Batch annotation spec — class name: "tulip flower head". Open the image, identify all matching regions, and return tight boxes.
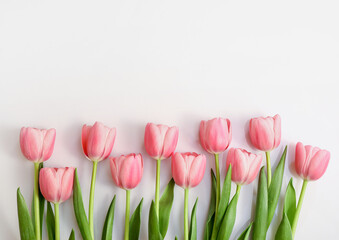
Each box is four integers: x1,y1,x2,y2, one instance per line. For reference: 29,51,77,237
39,167,75,204
249,114,281,152
171,152,206,189
295,142,330,181
20,127,56,163
199,118,232,154
110,153,143,190
226,148,262,185
144,123,179,160
82,122,116,162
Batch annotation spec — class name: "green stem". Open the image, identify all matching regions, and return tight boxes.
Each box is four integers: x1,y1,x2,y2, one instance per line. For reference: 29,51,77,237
89,160,98,239
125,190,130,240
209,154,221,240
184,188,189,240
266,151,271,187
292,180,308,237
214,154,220,212
236,184,241,195
33,162,41,240
155,159,161,216
54,203,60,240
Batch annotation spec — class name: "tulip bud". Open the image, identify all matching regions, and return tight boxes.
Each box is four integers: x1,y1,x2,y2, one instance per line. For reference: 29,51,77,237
199,118,232,154
226,148,262,185
110,153,143,190
39,167,75,203
171,152,206,189
295,142,330,181
82,122,116,162
144,123,179,160
249,114,281,151
20,127,56,163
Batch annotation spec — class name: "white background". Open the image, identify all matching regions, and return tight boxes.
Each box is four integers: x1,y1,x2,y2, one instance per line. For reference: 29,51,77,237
1,0,338,239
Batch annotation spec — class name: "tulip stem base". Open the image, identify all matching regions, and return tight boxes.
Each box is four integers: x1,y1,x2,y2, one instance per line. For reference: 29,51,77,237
33,162,41,240
125,190,130,240
155,159,161,216
184,188,189,240
214,154,220,212
54,203,60,240
89,160,98,239
292,180,308,237
265,151,271,187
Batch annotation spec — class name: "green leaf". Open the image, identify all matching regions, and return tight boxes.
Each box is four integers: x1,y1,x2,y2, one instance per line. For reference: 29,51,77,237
31,162,45,239
17,188,36,240
175,237,178,240
275,212,293,240
46,202,55,240
189,198,198,240
159,178,175,238
203,169,216,240
267,147,287,228
129,198,144,240
73,168,93,240
284,179,296,226
237,222,252,240
69,229,75,240
212,165,232,238
252,167,268,240
148,201,163,240
216,189,240,240
101,195,116,240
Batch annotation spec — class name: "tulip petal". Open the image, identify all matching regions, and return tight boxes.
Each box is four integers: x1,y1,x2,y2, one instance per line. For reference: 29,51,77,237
101,128,116,160
60,167,75,202
171,153,187,188
161,126,179,159
81,125,91,158
307,150,330,180
188,154,206,188
41,129,56,161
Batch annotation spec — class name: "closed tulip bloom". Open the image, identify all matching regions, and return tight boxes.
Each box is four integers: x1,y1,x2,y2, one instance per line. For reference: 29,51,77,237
172,152,206,189
20,127,56,162
144,123,179,160
249,114,281,151
295,142,330,181
39,167,75,203
199,118,232,154
110,153,143,190
226,148,262,185
82,122,116,162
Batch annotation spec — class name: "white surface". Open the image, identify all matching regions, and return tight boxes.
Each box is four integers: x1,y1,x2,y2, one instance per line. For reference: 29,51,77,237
1,0,339,239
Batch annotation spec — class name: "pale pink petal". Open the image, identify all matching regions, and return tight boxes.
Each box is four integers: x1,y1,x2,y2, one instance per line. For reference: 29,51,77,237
171,153,187,188
101,128,116,160
59,167,74,202
161,126,179,159
188,154,206,188
41,128,56,161
81,125,92,158
307,150,330,180
144,123,163,159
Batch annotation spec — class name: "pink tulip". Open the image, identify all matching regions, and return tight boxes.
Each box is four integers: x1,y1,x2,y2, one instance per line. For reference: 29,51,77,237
20,127,56,163
199,118,232,154
171,152,206,189
82,122,116,162
295,142,330,181
110,153,143,190
249,114,281,151
226,148,262,185
144,123,179,160
39,167,75,203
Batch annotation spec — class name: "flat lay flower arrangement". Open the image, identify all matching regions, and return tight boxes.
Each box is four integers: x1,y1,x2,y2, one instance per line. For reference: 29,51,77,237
16,115,330,240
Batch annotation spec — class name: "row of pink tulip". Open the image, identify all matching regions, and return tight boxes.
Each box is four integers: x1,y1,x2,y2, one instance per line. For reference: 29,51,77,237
17,115,330,240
